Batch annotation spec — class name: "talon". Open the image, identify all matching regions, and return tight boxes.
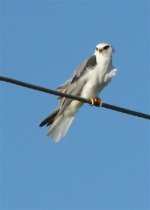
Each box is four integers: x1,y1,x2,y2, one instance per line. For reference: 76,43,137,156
89,98,94,105
98,98,103,107
88,97,103,107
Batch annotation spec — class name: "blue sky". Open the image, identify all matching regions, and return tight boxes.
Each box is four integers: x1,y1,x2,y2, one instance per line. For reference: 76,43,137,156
0,0,149,209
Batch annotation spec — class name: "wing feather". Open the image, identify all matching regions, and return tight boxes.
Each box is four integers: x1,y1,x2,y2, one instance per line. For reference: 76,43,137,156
56,55,97,115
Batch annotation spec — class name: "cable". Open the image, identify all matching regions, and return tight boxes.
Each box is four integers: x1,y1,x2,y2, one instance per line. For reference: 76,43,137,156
0,75,150,120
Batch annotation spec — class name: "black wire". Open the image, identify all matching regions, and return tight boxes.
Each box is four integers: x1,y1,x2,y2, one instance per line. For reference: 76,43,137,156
0,75,150,120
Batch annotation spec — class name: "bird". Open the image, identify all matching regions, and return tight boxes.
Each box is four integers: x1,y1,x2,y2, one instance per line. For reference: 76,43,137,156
39,42,117,142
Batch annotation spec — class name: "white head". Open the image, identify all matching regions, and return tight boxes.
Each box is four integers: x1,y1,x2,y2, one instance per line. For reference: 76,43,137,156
94,43,114,56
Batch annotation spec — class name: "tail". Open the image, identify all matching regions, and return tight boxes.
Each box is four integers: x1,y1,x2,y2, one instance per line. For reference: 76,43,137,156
47,115,74,142
39,109,59,127
39,109,74,142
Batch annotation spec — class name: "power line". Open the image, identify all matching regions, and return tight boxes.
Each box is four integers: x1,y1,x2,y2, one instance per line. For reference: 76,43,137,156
0,75,150,120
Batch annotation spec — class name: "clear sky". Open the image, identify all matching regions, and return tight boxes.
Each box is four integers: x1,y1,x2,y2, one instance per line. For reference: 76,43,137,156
0,0,150,209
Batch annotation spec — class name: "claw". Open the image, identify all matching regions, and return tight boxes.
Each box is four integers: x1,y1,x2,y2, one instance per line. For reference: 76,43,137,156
88,97,103,107
89,98,95,105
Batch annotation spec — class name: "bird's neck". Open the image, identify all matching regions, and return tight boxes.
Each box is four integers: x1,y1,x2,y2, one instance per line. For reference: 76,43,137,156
96,54,113,70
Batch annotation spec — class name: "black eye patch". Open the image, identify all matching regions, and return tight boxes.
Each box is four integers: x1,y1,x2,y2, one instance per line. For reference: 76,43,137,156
102,45,110,50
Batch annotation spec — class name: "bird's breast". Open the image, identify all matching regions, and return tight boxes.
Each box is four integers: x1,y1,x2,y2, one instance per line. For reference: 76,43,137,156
81,62,112,98
81,68,103,98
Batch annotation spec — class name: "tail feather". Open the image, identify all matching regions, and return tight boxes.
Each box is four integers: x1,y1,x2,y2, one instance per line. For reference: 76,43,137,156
39,109,59,127
47,115,74,142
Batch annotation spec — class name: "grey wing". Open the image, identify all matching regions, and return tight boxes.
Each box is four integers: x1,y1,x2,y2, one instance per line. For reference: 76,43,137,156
56,59,87,101
57,79,71,100
56,55,97,114
40,55,97,127
57,55,97,99
70,54,97,83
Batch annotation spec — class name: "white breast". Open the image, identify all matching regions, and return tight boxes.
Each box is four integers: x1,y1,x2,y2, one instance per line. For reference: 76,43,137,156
81,55,113,98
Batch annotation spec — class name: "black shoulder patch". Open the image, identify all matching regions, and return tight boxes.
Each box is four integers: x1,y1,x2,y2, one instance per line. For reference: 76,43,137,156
85,55,97,69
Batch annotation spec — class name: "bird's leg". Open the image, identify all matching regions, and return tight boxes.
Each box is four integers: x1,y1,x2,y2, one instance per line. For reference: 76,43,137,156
88,97,103,107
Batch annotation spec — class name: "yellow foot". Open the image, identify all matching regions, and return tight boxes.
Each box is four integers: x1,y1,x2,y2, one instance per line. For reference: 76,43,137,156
88,97,103,107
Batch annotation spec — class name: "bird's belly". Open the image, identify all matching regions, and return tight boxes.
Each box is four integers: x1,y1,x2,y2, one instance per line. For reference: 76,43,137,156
81,82,102,98
81,71,106,98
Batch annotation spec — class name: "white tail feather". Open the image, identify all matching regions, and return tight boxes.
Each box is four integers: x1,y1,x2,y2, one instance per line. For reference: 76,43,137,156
47,115,74,142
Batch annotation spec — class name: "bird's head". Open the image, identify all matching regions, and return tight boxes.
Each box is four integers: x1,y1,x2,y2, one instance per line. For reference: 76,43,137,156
94,43,115,56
